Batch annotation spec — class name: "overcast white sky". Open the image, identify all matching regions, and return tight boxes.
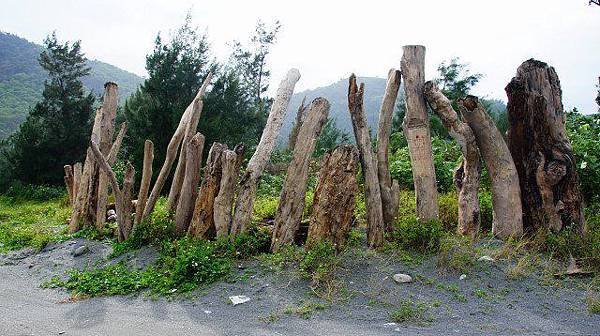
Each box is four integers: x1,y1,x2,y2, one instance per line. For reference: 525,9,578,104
1,0,599,112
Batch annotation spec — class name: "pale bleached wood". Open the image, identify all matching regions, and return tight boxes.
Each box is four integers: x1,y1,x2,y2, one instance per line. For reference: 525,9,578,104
376,69,402,231
401,45,439,221
231,69,301,234
213,150,238,237
174,133,205,235
188,142,228,239
72,162,82,205
134,140,154,226
143,73,212,220
348,74,385,248
64,165,74,206
271,97,330,252
424,81,482,237
459,95,523,238
288,96,308,150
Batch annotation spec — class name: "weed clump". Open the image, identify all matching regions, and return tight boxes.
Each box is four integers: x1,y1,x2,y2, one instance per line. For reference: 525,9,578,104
389,299,432,325
390,215,444,253
437,234,476,273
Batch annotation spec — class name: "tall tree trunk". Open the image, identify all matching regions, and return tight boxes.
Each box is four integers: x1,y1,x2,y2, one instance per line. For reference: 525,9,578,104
505,59,585,233
271,97,330,252
288,96,308,150
214,149,238,237
459,95,523,238
231,69,301,234
306,145,359,250
135,140,154,226
348,75,385,248
143,73,211,220
376,69,402,231
175,133,205,235
64,165,74,206
401,45,439,221
72,162,82,207
188,142,227,239
423,81,482,237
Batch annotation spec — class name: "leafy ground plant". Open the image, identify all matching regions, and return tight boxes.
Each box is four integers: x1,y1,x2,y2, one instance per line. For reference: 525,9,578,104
389,299,433,325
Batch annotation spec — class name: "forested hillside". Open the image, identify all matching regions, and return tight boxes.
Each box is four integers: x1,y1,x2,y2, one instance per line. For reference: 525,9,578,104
0,32,143,138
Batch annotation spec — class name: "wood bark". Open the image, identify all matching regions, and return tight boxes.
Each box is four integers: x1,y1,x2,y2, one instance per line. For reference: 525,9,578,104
213,150,238,237
376,69,402,231
231,69,301,234
348,74,385,248
174,133,205,235
72,162,82,206
96,121,127,230
271,97,330,252
505,59,585,233
423,81,482,237
288,96,308,150
188,142,228,239
401,45,439,221
64,165,74,206
134,140,154,226
90,141,135,242
143,73,212,220
306,145,359,250
458,95,523,238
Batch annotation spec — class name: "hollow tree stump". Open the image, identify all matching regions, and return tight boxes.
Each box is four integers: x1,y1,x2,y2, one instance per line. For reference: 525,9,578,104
459,96,523,238
424,81,481,237
175,133,205,235
188,142,228,239
376,69,402,231
401,45,439,221
348,74,385,248
306,145,359,250
271,97,330,252
231,69,301,234
505,59,585,233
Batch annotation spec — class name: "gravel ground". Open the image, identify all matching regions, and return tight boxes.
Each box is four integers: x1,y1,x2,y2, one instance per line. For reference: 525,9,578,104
0,238,598,336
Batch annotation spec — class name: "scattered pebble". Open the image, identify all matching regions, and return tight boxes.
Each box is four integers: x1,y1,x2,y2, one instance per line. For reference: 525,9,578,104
459,274,467,280
478,256,495,262
393,273,413,284
204,310,212,315
229,295,251,306
383,322,397,326
72,245,89,257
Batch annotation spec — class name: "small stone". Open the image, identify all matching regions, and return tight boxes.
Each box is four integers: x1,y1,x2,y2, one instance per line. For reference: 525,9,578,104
393,273,413,284
204,310,212,314
229,295,251,306
107,209,116,217
478,256,495,262
107,214,117,222
72,245,89,257
459,274,467,280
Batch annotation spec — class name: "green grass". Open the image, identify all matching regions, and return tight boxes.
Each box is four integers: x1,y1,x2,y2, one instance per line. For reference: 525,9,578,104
389,299,433,325
0,195,69,252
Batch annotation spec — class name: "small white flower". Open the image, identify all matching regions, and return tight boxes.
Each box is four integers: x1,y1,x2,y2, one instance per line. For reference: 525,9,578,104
581,161,588,169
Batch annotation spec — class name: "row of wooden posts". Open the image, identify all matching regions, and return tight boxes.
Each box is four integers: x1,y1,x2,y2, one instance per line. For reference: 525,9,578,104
63,45,586,252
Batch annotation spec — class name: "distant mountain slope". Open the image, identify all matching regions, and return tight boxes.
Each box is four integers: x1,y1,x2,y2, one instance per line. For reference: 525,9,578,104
0,32,144,138
279,77,403,145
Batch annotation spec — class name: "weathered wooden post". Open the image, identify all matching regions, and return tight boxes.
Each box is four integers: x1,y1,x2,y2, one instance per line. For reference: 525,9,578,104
134,140,154,226
214,149,238,237
174,133,205,235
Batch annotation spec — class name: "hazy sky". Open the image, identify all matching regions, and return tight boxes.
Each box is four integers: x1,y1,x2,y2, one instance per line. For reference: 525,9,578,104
2,0,599,112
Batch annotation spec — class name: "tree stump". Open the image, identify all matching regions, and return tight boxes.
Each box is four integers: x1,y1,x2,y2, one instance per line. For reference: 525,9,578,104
231,69,301,234
401,45,439,221
64,165,74,206
459,95,523,238
175,133,205,235
348,74,385,248
376,69,402,231
134,140,154,226
188,142,228,239
424,81,481,237
213,149,238,237
271,97,330,252
306,145,359,250
506,59,585,233
288,96,308,150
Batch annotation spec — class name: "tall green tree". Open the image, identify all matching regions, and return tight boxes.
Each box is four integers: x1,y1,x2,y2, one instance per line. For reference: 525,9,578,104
3,33,94,186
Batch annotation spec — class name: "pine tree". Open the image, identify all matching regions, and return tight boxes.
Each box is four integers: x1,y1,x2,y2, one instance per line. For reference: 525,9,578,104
4,33,94,186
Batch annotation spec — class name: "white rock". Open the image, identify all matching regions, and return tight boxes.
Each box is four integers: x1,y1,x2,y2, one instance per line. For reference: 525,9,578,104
229,295,251,306
107,209,116,217
72,245,89,257
478,256,495,262
459,274,467,280
393,273,413,283
107,214,117,222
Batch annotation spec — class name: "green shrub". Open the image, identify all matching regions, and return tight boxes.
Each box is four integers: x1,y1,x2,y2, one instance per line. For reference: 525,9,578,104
478,191,494,232
567,111,600,202
390,215,443,253
300,240,340,290
438,192,459,231
437,234,476,273
253,195,279,222
213,226,271,259
4,182,64,201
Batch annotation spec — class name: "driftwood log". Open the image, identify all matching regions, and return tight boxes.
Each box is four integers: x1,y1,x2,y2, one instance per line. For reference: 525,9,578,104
134,140,154,226
348,75,385,248
459,95,523,238
231,69,301,235
376,69,402,231
306,145,359,250
174,133,205,235
213,149,238,237
288,96,308,150
401,45,439,221
188,142,228,239
143,73,212,220
424,81,482,237
271,97,330,252
90,141,135,241
506,59,585,233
